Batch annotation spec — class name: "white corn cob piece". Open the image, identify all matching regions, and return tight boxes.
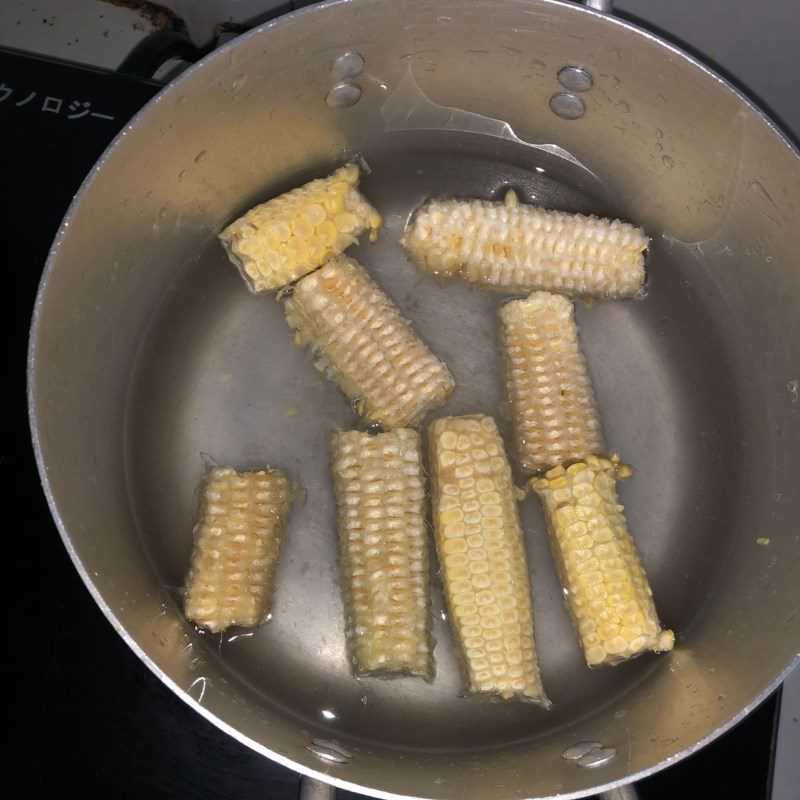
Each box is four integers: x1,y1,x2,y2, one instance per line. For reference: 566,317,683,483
285,255,454,429
331,429,433,678
531,456,674,666
500,291,603,474
429,414,549,705
219,163,382,292
184,467,292,633
402,190,648,298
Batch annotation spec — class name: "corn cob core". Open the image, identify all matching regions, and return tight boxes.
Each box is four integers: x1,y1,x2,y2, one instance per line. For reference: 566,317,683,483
531,456,674,666
284,255,454,429
331,429,433,678
429,414,549,705
219,163,382,292
401,190,648,298
185,467,292,633
500,291,603,473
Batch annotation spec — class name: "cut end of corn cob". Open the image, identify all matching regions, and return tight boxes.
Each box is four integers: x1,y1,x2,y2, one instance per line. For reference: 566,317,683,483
184,466,292,633
500,291,604,474
331,428,433,679
429,414,550,707
284,255,454,429
401,195,648,298
219,163,382,292
531,456,673,666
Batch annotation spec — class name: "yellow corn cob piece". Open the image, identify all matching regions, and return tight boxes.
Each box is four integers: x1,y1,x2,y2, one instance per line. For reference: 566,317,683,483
531,456,674,666
285,255,454,429
331,429,433,678
401,190,648,298
219,163,382,292
429,414,549,706
500,291,603,474
184,467,292,633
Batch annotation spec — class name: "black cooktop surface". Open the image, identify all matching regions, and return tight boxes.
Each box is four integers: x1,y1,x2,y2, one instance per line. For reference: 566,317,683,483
5,46,779,799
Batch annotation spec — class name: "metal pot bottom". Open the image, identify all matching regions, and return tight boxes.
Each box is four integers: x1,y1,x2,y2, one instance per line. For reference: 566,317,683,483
125,144,739,753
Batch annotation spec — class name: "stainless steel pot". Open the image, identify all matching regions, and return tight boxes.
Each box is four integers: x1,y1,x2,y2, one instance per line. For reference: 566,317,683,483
28,1,800,798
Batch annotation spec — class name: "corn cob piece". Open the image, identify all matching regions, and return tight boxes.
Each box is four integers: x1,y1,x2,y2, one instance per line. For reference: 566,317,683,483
184,467,292,633
219,163,382,292
401,190,648,298
331,429,433,678
285,255,454,429
500,291,603,474
429,414,549,705
531,456,674,666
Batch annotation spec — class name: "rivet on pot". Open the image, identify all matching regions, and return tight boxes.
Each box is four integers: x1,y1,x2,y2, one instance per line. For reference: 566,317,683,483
562,741,618,769
549,92,585,120
306,738,353,764
331,52,365,80
577,746,617,768
326,83,362,109
557,65,593,92
561,741,604,761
